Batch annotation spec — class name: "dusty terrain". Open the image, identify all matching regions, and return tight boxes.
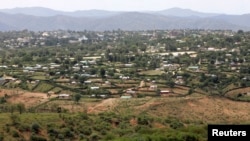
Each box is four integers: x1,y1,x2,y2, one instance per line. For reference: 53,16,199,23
0,89,57,107
86,95,250,124
1,88,249,124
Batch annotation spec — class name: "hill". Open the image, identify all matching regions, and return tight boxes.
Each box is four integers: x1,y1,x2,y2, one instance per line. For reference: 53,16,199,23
156,7,220,17
0,7,249,31
0,7,121,18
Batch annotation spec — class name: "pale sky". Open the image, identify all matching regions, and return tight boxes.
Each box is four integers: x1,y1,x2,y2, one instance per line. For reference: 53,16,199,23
0,0,249,15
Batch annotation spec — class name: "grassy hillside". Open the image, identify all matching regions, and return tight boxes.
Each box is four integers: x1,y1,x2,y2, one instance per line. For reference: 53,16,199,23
0,112,207,141
0,94,249,141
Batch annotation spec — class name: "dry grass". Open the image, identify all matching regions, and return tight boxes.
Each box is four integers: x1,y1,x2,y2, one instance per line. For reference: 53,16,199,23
0,89,57,107
1,87,250,125
100,95,250,124
225,87,250,96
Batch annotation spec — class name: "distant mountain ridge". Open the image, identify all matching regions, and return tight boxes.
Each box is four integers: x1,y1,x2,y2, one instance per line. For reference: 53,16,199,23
155,7,220,17
0,7,249,31
0,7,121,18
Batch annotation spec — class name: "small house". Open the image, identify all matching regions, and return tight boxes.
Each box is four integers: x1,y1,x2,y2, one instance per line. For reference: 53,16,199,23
84,81,92,84
90,87,99,90
126,89,136,94
120,95,132,99
188,66,199,72
160,90,170,95
58,94,71,99
0,78,6,85
124,64,133,67
149,85,157,90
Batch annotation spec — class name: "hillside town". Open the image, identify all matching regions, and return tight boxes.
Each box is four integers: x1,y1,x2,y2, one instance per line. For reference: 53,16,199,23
0,29,249,100
0,29,249,141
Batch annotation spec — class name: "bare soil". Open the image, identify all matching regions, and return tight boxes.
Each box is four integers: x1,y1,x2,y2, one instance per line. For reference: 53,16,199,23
0,89,57,107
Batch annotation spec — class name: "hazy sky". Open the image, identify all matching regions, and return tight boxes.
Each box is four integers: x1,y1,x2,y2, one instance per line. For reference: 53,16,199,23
0,0,249,14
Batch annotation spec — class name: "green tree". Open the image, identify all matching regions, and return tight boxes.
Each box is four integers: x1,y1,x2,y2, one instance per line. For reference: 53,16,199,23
166,80,175,88
100,68,106,79
31,122,41,134
74,94,81,103
16,103,25,114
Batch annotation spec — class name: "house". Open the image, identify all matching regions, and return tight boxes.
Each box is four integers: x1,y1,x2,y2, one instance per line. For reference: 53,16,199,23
188,66,199,72
119,76,130,80
100,94,108,99
124,64,133,67
126,89,136,94
58,94,71,99
160,90,170,95
120,95,132,99
0,78,6,85
88,60,96,65
84,81,92,84
72,66,80,71
149,85,157,90
247,92,250,96
90,87,99,90
48,91,55,95
90,94,107,98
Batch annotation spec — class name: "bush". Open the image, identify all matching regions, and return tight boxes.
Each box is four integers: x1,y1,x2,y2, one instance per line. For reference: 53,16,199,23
47,128,59,137
90,133,100,141
180,133,200,141
80,127,92,136
104,133,116,140
30,134,47,141
170,121,184,129
0,97,6,104
137,115,153,125
79,112,89,120
17,123,30,132
0,134,3,141
57,133,64,139
10,114,20,126
12,130,20,138
31,123,41,134
62,128,74,138
165,117,184,129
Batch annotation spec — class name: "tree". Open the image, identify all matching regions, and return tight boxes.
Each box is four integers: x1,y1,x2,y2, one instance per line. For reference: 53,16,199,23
31,122,41,134
16,103,25,114
166,80,175,88
100,68,106,79
156,89,161,96
74,94,81,103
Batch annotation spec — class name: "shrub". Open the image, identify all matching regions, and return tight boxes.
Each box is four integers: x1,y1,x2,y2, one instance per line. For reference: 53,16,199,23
0,134,3,141
79,112,89,120
10,114,20,126
169,121,184,129
62,128,74,138
31,123,41,134
17,123,30,132
12,130,20,138
180,133,200,141
80,127,92,136
137,115,153,125
0,97,6,104
104,133,116,140
90,133,100,141
47,128,59,137
165,117,184,129
30,134,47,141
57,133,64,139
